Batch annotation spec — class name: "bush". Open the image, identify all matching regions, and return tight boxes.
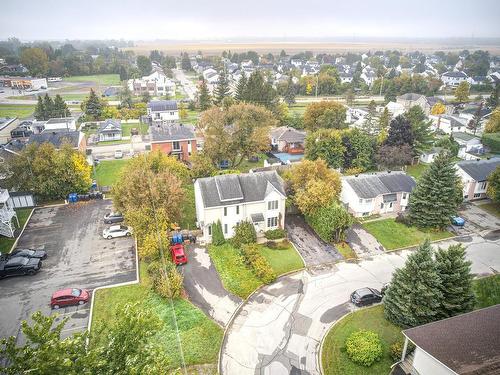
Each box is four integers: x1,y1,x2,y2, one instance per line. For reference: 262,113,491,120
345,330,383,367
264,228,287,240
241,244,276,284
212,220,225,245
390,340,415,362
266,239,290,250
306,203,353,242
147,260,184,299
232,221,257,248
395,212,411,226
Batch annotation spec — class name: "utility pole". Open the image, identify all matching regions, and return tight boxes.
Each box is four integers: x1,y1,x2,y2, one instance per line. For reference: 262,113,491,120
315,74,319,98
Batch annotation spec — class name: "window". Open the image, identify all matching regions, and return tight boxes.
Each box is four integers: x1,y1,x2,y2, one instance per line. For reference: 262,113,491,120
224,224,228,234
224,207,227,216
236,205,239,214
479,181,487,190
359,198,363,203
380,203,384,209
172,141,180,150
365,199,372,203
268,200,278,210
208,225,212,236
170,112,175,115
402,193,407,199
473,193,481,198
267,217,278,228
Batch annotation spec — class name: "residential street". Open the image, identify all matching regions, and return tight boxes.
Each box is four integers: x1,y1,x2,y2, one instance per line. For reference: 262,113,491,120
173,68,198,100
181,245,242,326
220,234,500,375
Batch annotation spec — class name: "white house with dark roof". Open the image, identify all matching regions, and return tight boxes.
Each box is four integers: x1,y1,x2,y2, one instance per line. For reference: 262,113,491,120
430,115,468,134
452,132,484,159
441,71,468,87
43,117,76,132
147,100,179,123
396,93,431,114
456,158,500,200
98,119,121,142
194,171,286,243
340,172,416,217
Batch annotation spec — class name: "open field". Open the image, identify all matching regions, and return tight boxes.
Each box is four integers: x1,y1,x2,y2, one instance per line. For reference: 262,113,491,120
124,39,500,56
0,104,35,118
63,74,121,86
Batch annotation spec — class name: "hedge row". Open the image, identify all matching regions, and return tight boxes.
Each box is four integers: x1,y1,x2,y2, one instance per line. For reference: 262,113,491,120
241,244,276,284
264,228,287,240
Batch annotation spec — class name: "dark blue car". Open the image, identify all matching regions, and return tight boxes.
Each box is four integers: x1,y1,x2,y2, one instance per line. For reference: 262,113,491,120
451,216,466,226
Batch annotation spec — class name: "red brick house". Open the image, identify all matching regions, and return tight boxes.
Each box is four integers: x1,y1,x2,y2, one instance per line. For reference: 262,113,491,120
150,123,197,161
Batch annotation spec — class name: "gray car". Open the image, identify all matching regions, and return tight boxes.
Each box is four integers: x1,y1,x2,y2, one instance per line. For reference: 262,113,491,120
103,212,124,224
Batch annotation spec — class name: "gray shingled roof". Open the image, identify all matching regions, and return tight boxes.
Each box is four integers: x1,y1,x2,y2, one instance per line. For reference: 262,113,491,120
457,158,500,181
270,127,306,143
344,172,416,199
150,123,195,142
397,93,425,101
147,100,178,112
28,130,80,148
197,171,285,208
98,119,121,133
443,71,468,78
403,304,500,374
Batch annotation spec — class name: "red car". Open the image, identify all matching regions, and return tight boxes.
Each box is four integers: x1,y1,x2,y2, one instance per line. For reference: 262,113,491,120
171,244,187,265
51,288,90,309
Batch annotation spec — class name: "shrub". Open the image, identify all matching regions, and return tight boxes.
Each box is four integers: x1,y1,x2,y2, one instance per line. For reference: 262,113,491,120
232,220,257,248
390,340,415,362
241,244,276,284
345,330,383,367
264,228,287,240
306,202,353,242
212,220,225,245
147,260,183,299
266,241,278,249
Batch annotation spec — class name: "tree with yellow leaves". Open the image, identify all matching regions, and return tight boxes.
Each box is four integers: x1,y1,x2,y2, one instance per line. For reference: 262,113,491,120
485,107,500,133
431,102,446,115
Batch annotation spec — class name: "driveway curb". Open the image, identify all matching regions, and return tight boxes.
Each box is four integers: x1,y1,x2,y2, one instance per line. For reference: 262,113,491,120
8,207,35,254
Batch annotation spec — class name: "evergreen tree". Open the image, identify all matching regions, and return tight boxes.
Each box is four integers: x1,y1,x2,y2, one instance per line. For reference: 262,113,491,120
384,240,443,328
384,115,414,147
82,89,104,121
53,95,69,118
409,151,462,229
34,96,45,121
467,102,483,135
361,100,378,135
235,75,247,102
181,52,192,71
435,244,475,319
284,76,296,105
213,69,231,105
487,83,499,108
198,79,212,111
43,94,54,120
119,65,128,81
119,85,133,109
377,107,390,143
405,106,434,155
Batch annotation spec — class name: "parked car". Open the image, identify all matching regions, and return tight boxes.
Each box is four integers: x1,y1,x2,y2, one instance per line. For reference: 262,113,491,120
10,248,47,260
0,257,41,278
350,287,382,307
51,288,90,309
171,244,188,265
103,212,124,224
103,225,132,239
451,216,466,226
114,150,123,159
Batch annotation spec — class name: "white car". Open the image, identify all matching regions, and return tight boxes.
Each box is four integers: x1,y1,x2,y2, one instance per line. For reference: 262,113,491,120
114,150,123,159
102,225,132,239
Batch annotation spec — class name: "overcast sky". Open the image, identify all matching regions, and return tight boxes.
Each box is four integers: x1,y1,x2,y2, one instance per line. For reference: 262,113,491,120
1,0,499,40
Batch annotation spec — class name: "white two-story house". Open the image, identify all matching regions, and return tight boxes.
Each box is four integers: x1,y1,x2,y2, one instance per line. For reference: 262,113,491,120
341,172,416,217
456,158,500,200
147,100,179,123
194,171,286,243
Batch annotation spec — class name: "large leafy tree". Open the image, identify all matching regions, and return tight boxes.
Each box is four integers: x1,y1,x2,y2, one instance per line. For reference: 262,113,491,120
113,151,190,239
341,128,375,172
435,244,475,319
213,69,231,105
303,101,346,131
305,128,345,169
384,240,443,328
376,144,413,169
405,106,434,155
119,84,134,109
305,202,353,242
484,107,500,133
1,143,91,200
20,47,49,76
409,151,462,229
454,81,470,102
197,103,276,168
384,115,414,147
487,165,500,202
377,107,390,144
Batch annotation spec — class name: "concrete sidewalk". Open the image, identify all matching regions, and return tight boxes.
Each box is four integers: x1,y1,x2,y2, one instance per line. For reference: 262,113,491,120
220,234,500,375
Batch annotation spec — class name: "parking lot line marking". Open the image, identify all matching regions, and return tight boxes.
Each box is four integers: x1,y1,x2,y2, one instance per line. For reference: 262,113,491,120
61,325,88,333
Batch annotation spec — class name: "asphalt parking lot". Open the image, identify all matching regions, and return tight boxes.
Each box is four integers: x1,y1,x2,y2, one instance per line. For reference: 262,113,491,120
0,200,136,344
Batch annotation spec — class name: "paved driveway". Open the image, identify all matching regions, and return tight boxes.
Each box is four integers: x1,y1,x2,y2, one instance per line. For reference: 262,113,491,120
181,245,241,326
221,235,500,375
459,202,500,234
285,215,342,266
0,200,136,344
346,223,385,256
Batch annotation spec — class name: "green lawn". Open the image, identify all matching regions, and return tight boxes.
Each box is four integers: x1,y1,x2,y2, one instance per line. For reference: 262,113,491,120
337,242,357,259
182,109,199,125
321,305,403,375
477,202,500,218
0,208,33,254
64,74,121,86
97,139,131,146
94,159,131,187
209,242,303,299
179,184,197,230
288,103,308,115
362,219,453,250
121,123,149,136
0,104,35,118
236,153,266,173
473,274,500,309
91,262,223,369
406,163,429,180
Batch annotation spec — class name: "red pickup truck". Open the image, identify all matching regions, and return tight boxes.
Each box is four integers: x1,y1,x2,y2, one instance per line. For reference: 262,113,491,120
171,244,188,265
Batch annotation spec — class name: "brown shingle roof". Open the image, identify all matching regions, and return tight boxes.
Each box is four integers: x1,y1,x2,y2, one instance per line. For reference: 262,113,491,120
403,304,500,374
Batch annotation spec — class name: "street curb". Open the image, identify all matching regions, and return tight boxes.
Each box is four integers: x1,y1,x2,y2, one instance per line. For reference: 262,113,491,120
8,207,35,254
383,234,461,254
86,236,140,339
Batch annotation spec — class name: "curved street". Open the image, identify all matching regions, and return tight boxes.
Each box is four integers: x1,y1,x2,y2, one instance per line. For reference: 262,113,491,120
220,234,500,375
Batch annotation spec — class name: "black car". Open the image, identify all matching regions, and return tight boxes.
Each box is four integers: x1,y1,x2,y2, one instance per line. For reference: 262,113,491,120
350,287,382,307
104,212,124,224
10,248,47,260
0,257,41,278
